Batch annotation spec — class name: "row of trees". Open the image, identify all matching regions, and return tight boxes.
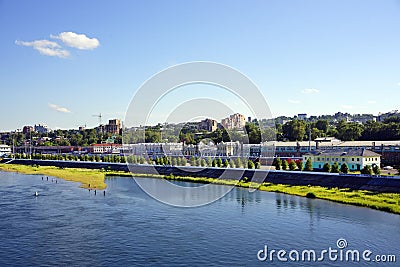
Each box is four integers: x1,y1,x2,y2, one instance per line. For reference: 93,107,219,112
273,158,381,175
3,129,121,147
278,117,400,142
12,153,261,169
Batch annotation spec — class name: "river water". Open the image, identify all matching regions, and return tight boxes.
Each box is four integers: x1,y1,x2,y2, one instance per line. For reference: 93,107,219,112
0,171,399,266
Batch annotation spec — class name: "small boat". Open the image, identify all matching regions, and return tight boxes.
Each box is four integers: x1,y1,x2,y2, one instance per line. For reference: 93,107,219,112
34,192,39,197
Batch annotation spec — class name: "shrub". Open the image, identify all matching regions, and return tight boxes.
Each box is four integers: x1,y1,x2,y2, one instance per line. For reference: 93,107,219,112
305,158,313,171
289,161,297,171
331,162,340,173
340,163,349,174
296,160,303,171
372,164,381,175
274,158,282,170
306,192,316,199
361,165,373,175
248,160,255,169
282,160,289,170
322,163,331,173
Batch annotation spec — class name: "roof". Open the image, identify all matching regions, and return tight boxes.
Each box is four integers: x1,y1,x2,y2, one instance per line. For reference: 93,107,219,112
265,140,400,147
305,148,381,157
92,143,122,147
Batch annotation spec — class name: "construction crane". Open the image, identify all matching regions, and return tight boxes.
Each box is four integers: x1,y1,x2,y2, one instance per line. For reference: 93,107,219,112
92,113,102,126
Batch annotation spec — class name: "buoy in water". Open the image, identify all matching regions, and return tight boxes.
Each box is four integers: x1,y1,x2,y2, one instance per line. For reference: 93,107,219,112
34,191,38,197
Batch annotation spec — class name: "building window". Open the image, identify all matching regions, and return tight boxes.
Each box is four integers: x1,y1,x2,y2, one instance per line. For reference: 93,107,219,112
352,158,354,161
357,158,360,161
342,158,345,162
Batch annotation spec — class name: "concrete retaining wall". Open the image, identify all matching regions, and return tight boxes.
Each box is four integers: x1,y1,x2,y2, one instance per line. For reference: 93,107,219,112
3,159,400,193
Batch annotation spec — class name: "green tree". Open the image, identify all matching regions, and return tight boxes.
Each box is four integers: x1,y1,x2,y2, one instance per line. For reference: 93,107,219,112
229,159,235,168
322,163,331,173
331,162,340,173
289,161,297,171
212,159,217,167
248,160,255,169
207,157,212,167
223,159,229,168
361,165,373,175
340,162,349,173
315,119,329,132
372,164,381,175
274,158,282,170
337,121,364,141
296,160,303,171
255,162,261,169
282,160,289,170
305,158,313,171
235,158,242,168
282,120,307,141
217,158,222,167
200,158,206,167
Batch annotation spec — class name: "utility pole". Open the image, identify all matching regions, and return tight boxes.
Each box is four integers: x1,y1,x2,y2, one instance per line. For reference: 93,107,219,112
308,124,311,152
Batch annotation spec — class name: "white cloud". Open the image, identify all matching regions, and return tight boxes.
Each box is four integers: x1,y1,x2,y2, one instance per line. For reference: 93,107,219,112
367,100,377,104
15,40,70,58
51,32,99,50
288,99,301,104
341,104,354,110
301,88,320,94
49,103,71,113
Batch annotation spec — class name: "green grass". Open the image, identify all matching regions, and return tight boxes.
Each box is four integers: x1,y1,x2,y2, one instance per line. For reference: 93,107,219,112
0,164,106,189
1,163,399,214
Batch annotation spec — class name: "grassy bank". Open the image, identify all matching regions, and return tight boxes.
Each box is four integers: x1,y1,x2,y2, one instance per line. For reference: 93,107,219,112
0,164,106,189
1,164,399,214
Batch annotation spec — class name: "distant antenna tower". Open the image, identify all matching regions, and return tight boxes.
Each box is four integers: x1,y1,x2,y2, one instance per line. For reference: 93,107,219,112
92,113,102,126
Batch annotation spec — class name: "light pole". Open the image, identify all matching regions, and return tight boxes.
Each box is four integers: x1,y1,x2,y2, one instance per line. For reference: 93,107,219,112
12,131,15,158
30,130,32,159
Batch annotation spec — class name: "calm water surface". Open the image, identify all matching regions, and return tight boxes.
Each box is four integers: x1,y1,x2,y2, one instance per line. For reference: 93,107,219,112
0,171,399,266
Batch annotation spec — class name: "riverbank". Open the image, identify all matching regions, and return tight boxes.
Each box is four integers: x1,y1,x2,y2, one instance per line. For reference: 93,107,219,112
0,164,107,189
2,163,398,214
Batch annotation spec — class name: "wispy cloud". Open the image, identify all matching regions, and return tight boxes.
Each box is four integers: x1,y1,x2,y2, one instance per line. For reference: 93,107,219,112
367,100,377,104
15,40,70,58
49,103,71,113
398,82,400,86
301,88,320,94
288,99,301,104
51,32,100,50
16,32,99,58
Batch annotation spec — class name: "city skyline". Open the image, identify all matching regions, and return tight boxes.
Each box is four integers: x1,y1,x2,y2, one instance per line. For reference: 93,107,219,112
1,0,400,131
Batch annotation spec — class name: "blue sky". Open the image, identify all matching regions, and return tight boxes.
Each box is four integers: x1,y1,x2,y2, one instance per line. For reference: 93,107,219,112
1,0,399,131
